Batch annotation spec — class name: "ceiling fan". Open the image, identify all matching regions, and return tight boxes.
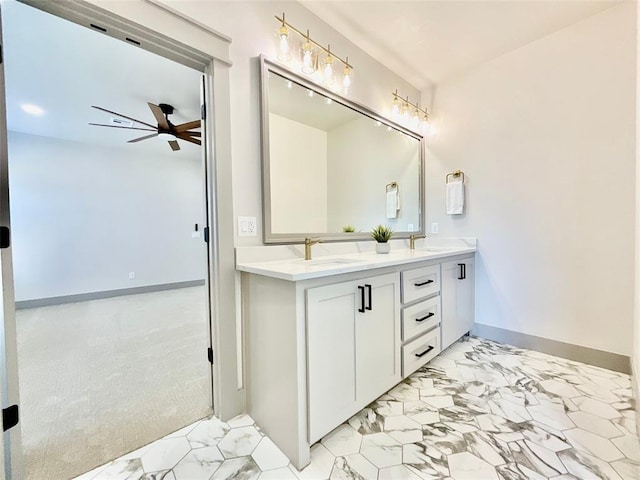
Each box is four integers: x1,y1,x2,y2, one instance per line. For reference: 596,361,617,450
89,102,201,152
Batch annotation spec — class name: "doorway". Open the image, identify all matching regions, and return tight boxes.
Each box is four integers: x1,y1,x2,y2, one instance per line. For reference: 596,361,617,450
2,2,214,479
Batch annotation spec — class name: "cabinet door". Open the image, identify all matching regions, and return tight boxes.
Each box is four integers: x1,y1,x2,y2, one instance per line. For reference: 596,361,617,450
356,272,401,406
441,257,475,350
307,279,358,442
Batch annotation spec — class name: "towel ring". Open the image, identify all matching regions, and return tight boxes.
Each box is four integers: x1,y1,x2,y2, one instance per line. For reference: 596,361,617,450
446,170,465,184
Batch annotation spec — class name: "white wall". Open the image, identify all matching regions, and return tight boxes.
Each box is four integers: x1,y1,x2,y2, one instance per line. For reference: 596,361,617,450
425,3,636,356
327,118,420,233
269,113,327,233
8,131,206,301
154,0,421,245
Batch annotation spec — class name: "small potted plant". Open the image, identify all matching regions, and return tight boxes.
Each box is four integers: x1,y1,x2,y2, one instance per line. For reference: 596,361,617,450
371,224,394,254
342,225,356,233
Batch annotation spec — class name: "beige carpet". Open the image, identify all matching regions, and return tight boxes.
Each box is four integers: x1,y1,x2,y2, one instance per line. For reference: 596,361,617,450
16,286,213,480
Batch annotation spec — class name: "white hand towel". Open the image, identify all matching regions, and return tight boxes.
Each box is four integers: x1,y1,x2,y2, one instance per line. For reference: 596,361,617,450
386,190,399,219
446,180,464,215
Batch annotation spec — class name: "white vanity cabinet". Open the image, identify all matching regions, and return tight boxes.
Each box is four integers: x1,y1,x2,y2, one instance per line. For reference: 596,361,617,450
441,255,475,350
307,272,400,442
238,246,476,471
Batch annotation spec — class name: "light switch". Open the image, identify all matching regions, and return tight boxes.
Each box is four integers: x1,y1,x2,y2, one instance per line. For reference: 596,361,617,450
430,222,439,234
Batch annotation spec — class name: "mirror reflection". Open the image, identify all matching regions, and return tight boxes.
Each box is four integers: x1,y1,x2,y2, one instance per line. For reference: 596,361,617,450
264,63,423,242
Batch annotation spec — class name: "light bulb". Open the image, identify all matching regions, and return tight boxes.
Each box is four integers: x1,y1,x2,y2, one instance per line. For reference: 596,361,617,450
277,25,291,62
285,80,293,89
323,55,334,85
301,39,315,75
305,89,314,97
324,97,333,105
342,65,352,90
391,97,400,119
401,102,410,123
412,109,420,129
421,114,430,135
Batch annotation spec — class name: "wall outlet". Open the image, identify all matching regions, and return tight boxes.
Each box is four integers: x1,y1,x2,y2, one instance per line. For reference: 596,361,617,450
407,224,414,232
430,222,439,234
128,272,136,280
238,216,257,237
191,231,201,238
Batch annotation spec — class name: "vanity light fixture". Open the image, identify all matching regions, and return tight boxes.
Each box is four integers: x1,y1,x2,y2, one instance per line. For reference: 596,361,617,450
275,13,354,92
391,89,430,135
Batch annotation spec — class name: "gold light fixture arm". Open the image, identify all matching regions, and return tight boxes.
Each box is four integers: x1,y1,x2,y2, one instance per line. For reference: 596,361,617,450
275,14,353,69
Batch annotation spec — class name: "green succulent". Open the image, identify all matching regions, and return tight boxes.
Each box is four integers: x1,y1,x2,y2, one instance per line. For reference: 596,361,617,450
371,224,394,243
342,225,356,233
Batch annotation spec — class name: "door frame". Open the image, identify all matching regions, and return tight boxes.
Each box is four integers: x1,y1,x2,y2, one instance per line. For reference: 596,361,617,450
0,1,244,476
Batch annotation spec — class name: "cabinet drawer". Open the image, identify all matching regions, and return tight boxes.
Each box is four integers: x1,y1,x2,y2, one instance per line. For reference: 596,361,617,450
402,327,440,377
401,264,440,304
402,295,440,342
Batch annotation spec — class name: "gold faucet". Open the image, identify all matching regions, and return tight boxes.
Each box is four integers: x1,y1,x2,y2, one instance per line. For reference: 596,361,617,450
304,238,321,260
409,234,426,250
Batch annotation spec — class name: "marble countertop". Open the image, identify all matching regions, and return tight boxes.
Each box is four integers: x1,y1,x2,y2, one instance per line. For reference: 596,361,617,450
236,241,476,281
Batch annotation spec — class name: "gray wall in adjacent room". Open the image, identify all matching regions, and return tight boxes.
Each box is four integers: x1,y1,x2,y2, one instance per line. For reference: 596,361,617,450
8,131,206,302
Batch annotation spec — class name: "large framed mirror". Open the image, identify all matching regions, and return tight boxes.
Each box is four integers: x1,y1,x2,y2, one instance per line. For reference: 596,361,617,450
260,56,424,243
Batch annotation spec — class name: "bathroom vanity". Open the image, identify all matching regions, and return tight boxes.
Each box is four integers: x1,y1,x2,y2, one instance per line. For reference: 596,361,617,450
236,242,475,469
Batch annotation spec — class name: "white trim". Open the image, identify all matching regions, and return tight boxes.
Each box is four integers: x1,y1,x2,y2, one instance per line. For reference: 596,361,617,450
145,0,232,45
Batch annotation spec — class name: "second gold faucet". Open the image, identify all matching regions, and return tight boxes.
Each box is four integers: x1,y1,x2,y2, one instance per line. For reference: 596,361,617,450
304,237,321,260
409,234,426,250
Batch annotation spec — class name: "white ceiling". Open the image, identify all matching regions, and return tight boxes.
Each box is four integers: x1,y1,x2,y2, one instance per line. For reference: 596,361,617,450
3,1,202,157
3,0,622,152
300,0,622,90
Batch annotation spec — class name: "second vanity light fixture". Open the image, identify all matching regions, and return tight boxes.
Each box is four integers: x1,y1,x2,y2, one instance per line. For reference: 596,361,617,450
392,89,430,135
276,13,353,93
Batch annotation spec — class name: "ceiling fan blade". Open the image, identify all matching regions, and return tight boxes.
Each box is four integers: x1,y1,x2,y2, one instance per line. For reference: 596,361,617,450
174,120,201,132
128,133,159,143
89,123,156,132
182,131,201,137
148,102,170,130
91,106,156,128
169,140,180,151
176,133,201,146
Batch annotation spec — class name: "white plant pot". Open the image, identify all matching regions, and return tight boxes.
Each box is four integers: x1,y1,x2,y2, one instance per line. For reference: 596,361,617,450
376,242,390,254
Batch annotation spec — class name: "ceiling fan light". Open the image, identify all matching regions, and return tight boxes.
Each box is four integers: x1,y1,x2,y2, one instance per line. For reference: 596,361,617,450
157,132,174,141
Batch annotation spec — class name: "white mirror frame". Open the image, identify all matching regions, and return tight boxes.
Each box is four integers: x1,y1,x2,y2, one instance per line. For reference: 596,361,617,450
260,55,425,244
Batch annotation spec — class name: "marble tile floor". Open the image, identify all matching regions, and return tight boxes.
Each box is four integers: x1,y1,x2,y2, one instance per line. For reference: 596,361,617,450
73,336,640,480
